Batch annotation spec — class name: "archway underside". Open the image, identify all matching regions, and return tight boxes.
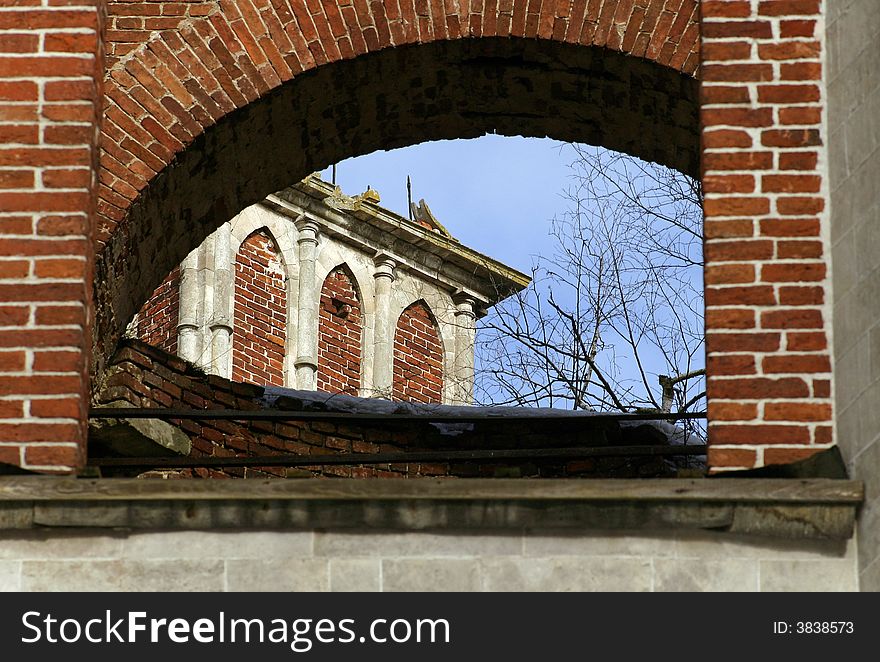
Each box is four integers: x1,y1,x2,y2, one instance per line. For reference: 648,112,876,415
94,38,699,379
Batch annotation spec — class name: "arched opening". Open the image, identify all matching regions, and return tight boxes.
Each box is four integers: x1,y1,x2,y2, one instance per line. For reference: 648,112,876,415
393,300,444,404
232,228,287,387
317,265,363,396
93,37,700,374
2,0,837,478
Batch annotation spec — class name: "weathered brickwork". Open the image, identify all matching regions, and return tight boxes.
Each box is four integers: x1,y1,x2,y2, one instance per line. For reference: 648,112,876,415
95,339,693,479
232,230,286,386
393,301,443,404
104,0,217,69
701,0,833,470
0,1,103,471
135,266,179,354
317,267,362,396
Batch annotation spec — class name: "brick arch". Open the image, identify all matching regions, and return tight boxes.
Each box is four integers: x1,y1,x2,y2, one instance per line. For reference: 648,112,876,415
232,228,287,386
92,1,701,375
97,0,698,241
317,264,363,396
393,300,444,404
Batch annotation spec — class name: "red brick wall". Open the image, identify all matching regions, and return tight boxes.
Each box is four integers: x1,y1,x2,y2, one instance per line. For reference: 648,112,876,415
701,0,832,470
97,339,689,479
135,266,179,354
317,266,362,395
104,0,217,69
232,230,286,386
0,0,102,471
393,301,443,404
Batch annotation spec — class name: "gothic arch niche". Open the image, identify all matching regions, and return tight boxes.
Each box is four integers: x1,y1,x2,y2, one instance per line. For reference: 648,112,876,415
317,264,364,396
393,300,444,404
232,228,287,387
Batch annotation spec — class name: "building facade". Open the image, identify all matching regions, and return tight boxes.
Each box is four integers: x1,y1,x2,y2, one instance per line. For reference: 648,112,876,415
132,176,529,405
0,0,878,591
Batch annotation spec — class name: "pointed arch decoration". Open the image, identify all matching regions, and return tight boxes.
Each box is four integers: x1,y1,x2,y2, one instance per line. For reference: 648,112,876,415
393,300,444,404
232,228,287,386
317,264,363,395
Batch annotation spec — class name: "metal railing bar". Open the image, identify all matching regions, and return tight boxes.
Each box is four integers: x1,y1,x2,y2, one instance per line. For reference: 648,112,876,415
88,444,708,468
88,408,707,423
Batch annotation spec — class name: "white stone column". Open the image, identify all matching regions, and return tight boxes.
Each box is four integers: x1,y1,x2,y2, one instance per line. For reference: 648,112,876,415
294,219,320,390
371,255,396,399
209,222,233,378
452,295,477,405
177,245,203,365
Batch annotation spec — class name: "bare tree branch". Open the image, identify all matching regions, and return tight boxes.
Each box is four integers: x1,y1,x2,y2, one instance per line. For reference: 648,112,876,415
474,145,706,438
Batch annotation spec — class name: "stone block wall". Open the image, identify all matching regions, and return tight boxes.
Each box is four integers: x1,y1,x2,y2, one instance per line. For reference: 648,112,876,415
826,0,880,591
0,527,857,591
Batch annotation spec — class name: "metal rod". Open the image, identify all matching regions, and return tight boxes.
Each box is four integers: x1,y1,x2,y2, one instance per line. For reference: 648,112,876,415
88,408,707,423
89,444,708,469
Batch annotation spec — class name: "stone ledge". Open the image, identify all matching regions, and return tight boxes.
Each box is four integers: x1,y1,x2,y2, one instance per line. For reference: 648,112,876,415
0,477,862,540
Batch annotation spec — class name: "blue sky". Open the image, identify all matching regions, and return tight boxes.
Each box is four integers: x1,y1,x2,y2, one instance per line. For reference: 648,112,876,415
320,135,573,272
320,136,706,414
